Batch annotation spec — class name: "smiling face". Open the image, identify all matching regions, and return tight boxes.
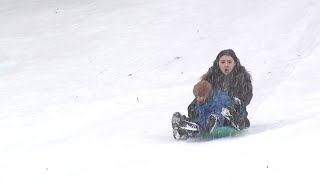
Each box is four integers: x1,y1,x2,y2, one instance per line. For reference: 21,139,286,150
218,55,236,75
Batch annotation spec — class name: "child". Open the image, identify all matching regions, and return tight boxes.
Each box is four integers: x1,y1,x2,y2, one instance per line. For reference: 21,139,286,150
192,80,233,134
172,80,227,139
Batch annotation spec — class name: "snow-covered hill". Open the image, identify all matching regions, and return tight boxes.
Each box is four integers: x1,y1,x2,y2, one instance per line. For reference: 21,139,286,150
1,0,320,179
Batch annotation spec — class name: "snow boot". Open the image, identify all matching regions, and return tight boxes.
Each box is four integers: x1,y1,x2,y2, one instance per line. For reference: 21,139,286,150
221,107,250,130
171,112,200,140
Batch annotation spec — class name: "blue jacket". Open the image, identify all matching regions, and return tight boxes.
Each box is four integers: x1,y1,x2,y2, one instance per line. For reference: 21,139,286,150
194,89,240,133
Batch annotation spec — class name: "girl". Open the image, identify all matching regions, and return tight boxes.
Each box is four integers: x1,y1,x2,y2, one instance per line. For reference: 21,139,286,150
172,49,253,140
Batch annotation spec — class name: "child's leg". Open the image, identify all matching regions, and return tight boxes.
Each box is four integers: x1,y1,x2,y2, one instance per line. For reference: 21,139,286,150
221,106,250,130
171,112,200,140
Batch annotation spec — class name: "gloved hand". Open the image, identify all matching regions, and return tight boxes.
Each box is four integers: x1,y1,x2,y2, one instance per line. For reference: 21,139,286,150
233,97,241,105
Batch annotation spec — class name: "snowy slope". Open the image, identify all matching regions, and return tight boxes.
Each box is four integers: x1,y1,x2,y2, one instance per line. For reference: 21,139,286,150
1,0,320,179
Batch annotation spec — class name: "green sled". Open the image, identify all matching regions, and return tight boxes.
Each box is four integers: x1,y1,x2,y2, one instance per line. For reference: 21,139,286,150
203,126,240,139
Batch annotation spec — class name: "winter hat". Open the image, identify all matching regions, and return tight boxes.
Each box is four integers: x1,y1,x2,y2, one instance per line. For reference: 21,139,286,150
193,80,212,99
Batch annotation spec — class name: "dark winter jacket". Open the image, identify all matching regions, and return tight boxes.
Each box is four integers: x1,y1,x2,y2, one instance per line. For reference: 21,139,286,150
188,65,253,122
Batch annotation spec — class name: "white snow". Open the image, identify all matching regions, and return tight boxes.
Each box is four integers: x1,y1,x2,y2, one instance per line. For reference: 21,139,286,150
1,0,320,179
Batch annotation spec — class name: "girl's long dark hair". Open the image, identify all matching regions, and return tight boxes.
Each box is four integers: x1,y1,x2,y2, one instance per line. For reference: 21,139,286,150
201,49,245,87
